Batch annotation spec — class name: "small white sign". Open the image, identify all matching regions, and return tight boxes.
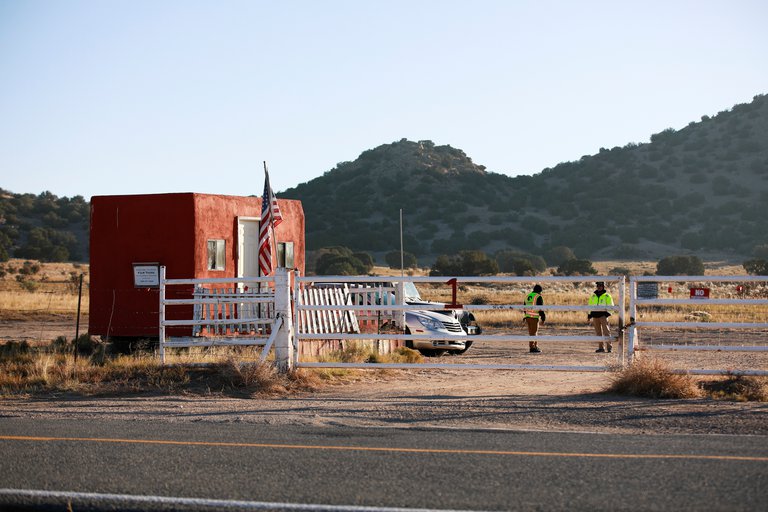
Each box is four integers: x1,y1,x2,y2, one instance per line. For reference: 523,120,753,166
637,282,659,299
133,263,160,288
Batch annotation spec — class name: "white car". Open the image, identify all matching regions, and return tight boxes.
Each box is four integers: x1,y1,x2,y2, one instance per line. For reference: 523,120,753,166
381,282,481,356
313,281,481,356
403,308,468,356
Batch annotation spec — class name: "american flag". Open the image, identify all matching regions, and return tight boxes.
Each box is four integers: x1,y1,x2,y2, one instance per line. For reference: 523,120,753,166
258,168,283,276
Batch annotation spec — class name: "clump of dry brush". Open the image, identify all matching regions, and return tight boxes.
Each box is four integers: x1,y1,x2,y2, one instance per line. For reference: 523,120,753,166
218,358,322,396
607,357,702,399
699,374,768,402
607,357,767,401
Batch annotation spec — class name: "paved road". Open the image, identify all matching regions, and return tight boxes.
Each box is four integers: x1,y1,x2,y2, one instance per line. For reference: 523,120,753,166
1,418,766,511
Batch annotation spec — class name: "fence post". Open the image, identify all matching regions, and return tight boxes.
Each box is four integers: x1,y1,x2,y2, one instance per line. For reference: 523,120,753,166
158,266,166,364
627,276,636,364
74,273,84,363
274,267,294,372
395,280,406,329
618,276,625,366
293,271,301,368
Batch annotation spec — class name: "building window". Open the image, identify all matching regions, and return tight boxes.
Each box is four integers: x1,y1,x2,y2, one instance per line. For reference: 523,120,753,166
207,240,225,271
277,242,294,268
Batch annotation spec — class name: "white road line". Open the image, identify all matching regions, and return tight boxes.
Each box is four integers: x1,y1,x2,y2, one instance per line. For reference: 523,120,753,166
0,488,491,512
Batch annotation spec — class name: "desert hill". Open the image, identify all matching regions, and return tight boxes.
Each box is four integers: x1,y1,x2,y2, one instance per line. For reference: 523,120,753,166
281,94,768,262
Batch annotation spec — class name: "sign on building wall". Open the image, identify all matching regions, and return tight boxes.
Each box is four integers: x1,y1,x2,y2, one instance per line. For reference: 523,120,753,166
133,262,160,288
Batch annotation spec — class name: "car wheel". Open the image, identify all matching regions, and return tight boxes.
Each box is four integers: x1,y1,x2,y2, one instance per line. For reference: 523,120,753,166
419,349,446,357
453,340,473,355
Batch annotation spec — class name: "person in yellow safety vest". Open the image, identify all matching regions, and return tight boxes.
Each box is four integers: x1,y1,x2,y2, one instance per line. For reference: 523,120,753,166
588,281,614,353
523,284,546,353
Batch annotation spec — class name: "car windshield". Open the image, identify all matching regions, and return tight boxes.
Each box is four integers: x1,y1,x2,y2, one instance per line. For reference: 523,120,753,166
403,282,421,300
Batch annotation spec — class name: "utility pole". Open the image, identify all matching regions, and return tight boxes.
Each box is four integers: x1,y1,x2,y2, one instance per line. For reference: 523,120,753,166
399,208,404,277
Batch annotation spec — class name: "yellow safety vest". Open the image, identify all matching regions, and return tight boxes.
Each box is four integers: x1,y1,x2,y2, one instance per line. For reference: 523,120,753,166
589,292,614,308
524,292,541,318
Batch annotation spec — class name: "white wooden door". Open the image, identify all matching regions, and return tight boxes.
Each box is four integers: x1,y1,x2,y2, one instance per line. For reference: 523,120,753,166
237,218,260,278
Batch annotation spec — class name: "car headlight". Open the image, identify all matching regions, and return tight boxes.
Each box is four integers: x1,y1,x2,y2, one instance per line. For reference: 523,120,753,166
417,316,444,331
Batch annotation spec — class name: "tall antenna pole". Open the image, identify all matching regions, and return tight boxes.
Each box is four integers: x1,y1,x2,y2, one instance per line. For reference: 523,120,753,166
399,208,404,277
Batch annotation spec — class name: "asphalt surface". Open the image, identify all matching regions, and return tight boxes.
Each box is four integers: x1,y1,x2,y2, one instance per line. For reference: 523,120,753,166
1,418,766,511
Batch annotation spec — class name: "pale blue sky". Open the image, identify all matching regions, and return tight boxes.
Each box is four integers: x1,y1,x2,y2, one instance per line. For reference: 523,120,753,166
1,0,766,199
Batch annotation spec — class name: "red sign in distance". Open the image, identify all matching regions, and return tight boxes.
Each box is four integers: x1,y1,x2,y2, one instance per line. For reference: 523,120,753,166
690,287,710,299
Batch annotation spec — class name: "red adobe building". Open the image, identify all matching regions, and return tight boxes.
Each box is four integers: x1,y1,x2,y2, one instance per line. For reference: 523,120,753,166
88,193,304,339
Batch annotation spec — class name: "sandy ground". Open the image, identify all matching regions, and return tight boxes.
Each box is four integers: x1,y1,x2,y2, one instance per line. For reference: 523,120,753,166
2,368,767,436
1,318,767,436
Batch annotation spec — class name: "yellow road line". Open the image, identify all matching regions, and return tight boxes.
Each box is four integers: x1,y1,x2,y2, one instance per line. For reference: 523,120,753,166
1,435,766,462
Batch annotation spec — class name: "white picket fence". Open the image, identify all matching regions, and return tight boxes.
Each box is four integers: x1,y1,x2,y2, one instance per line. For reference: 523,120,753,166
296,284,360,335
191,286,274,336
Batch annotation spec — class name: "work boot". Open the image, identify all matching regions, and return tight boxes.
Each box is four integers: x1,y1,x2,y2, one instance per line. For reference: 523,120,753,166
595,344,605,353
529,341,541,353
607,344,613,353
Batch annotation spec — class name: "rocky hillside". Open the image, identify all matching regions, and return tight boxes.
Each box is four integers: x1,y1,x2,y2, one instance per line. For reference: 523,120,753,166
0,191,89,262
2,95,766,264
281,94,768,262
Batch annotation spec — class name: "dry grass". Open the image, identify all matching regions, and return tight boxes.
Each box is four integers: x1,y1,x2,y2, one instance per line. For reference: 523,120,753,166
699,375,768,402
314,341,423,365
0,336,411,397
0,340,323,398
0,259,89,319
307,342,423,381
218,358,322,396
607,357,768,401
606,357,702,399
0,290,88,319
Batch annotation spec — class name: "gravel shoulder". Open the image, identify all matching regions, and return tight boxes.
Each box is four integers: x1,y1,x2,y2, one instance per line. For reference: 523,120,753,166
2,368,767,437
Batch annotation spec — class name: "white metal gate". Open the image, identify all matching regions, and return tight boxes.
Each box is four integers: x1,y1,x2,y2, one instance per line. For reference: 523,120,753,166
293,275,625,372
628,275,768,376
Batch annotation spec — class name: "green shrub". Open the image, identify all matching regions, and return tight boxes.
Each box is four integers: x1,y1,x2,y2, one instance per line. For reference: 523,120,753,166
430,250,498,276
656,255,705,275
385,250,418,269
609,267,631,277
496,250,546,274
544,246,576,266
743,259,768,275
557,259,597,276
314,247,374,275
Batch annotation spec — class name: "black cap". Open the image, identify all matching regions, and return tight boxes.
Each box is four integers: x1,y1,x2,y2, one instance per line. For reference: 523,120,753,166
533,284,543,293
596,281,605,287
